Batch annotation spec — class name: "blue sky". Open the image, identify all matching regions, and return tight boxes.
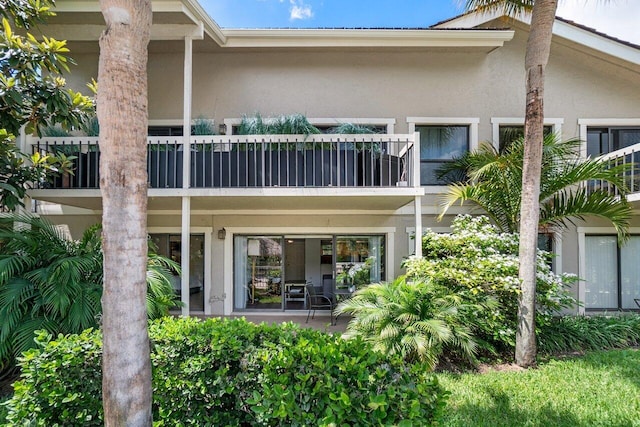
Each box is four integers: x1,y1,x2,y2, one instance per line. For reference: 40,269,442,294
200,0,640,44
203,0,464,29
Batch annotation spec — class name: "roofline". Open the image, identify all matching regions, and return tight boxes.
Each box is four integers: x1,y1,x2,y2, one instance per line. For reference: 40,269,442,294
432,9,640,66
218,28,514,48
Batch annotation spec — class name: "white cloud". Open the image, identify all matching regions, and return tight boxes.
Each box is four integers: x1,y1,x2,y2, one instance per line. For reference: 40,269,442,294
289,0,313,20
556,0,640,44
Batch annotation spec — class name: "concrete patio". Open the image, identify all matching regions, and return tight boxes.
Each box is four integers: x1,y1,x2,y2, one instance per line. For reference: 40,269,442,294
197,312,350,333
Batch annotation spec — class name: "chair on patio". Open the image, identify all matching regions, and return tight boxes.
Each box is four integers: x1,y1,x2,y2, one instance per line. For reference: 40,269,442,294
305,283,334,325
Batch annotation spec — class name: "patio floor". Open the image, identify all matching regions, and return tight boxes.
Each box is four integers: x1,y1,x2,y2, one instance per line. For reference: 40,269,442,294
197,312,350,333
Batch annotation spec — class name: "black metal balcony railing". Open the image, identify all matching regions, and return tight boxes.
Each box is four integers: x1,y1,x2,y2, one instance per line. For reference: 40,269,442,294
30,134,417,190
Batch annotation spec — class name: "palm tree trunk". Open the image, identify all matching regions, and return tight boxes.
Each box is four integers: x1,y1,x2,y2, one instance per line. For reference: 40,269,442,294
97,1,152,425
516,0,558,368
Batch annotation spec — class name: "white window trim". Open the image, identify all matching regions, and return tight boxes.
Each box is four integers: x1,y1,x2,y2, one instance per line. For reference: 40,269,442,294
578,118,640,159
406,117,480,193
148,226,213,315
223,117,397,135
577,226,640,314
222,226,396,315
490,117,564,150
148,119,184,127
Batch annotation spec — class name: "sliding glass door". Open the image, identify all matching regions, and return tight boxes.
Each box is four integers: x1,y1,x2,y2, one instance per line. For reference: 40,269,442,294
335,235,384,291
234,236,284,310
233,233,385,311
150,233,205,312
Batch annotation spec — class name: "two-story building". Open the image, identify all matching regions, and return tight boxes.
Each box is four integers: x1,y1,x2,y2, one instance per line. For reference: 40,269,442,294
25,0,640,316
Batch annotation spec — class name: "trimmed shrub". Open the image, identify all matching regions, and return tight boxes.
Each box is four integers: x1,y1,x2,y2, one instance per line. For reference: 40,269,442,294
3,317,448,426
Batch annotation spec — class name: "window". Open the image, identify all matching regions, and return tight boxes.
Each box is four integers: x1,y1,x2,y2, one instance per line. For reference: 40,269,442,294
586,127,640,157
224,118,396,135
148,125,184,136
584,235,640,310
498,125,553,153
416,125,469,185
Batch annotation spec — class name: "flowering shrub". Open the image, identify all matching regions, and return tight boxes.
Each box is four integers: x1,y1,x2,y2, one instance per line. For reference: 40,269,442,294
404,215,576,350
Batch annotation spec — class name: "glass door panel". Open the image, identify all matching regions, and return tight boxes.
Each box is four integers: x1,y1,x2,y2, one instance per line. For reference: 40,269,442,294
585,235,618,309
234,236,283,310
334,235,385,293
621,236,640,309
149,233,205,312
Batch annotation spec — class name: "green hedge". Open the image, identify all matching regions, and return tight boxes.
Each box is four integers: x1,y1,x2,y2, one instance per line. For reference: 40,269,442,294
3,317,447,426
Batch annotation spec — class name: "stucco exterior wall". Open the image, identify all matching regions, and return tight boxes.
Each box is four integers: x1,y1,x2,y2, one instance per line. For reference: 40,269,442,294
43,23,640,315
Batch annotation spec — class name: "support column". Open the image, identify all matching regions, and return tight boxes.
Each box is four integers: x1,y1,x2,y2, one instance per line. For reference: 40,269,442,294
182,36,192,189
412,131,423,258
180,36,193,316
181,196,191,315
414,195,422,258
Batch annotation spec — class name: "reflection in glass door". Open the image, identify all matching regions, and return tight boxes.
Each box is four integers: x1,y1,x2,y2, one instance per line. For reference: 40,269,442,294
335,235,384,292
234,236,284,310
150,233,205,312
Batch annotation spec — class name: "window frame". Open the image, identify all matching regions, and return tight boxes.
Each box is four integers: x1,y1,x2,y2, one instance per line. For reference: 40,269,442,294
578,226,640,313
407,117,479,191
578,119,640,159
490,117,564,152
223,117,397,135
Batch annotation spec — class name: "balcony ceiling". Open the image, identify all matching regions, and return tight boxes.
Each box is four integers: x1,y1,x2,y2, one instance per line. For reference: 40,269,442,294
30,187,422,212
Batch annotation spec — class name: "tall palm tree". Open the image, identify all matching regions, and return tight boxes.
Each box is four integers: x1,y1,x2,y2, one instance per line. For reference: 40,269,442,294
439,134,632,238
0,215,180,371
97,0,153,424
465,0,559,367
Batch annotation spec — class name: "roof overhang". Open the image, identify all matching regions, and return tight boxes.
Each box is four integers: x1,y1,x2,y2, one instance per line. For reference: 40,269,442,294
218,28,514,49
433,10,640,67
48,0,513,49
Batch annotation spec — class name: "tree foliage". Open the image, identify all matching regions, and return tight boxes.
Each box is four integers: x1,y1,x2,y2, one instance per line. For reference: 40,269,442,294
0,0,94,210
439,134,631,239
0,214,180,369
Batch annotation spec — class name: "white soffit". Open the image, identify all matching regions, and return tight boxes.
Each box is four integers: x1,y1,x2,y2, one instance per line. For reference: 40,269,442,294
434,10,640,66
53,0,512,48
218,28,514,48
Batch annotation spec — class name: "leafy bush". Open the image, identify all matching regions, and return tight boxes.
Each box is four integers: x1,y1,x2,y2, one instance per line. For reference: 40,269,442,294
0,215,180,369
191,116,215,135
238,113,321,135
538,314,640,354
3,317,448,426
336,276,490,369
404,215,577,351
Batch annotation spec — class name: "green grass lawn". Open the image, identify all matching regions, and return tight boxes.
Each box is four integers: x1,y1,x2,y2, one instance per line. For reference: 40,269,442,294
438,349,640,427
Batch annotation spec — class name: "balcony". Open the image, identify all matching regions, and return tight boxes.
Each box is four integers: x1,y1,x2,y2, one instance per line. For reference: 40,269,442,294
592,143,640,202
27,134,422,211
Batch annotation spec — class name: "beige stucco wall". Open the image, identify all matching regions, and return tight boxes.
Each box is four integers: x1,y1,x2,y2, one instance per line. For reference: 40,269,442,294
46,24,640,314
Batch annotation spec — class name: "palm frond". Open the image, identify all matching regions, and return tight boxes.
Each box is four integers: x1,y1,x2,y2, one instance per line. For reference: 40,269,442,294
465,0,534,17
541,189,631,241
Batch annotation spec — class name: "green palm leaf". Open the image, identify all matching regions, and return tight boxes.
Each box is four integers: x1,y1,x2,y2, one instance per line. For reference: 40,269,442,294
440,133,632,236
